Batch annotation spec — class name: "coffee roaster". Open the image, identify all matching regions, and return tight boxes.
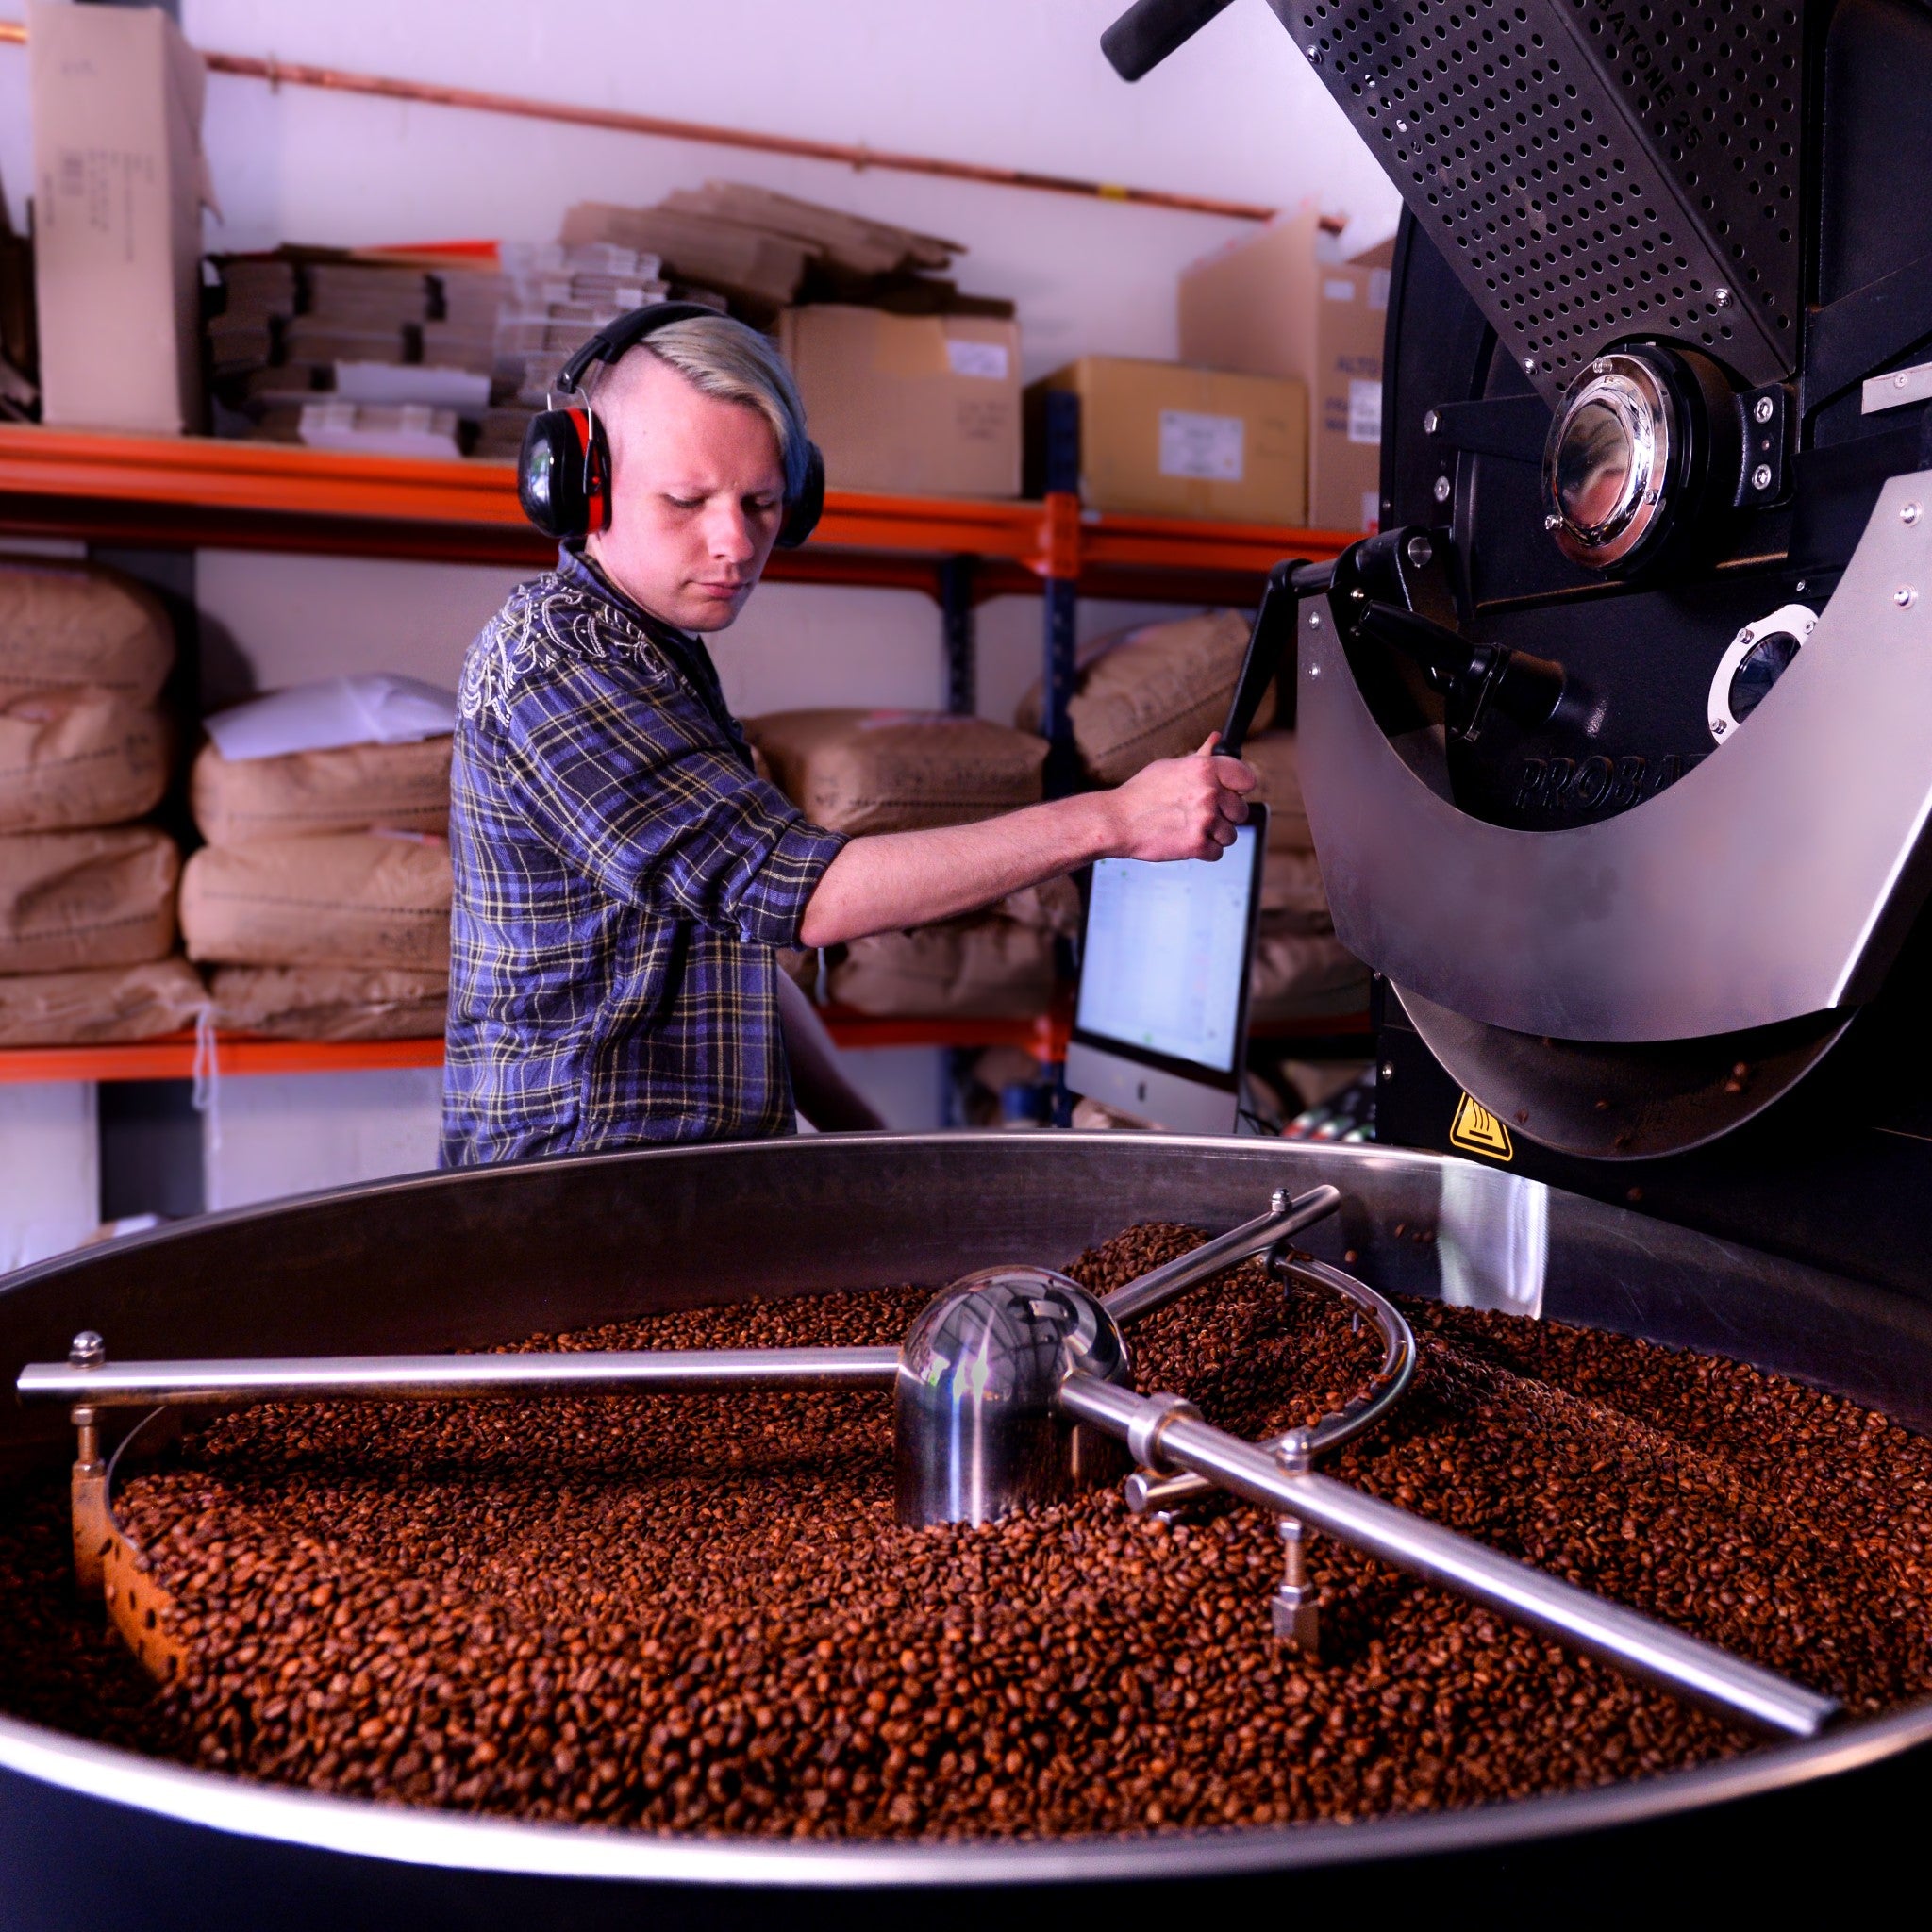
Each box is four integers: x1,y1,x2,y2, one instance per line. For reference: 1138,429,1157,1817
1117,0,1932,1294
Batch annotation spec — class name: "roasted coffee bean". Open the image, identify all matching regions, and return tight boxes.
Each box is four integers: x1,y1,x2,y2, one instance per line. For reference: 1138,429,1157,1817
0,1219,1927,1840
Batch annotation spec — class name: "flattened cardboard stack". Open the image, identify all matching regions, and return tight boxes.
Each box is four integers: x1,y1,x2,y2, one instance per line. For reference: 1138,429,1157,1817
746,708,1059,1018
181,732,452,1041
208,248,512,454
0,563,200,1045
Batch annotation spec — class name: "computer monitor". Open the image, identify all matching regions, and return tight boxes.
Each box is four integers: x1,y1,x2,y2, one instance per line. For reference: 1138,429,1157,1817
1064,808,1269,1134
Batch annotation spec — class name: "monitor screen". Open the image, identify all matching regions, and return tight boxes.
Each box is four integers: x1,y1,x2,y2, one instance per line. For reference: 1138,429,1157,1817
1074,819,1265,1080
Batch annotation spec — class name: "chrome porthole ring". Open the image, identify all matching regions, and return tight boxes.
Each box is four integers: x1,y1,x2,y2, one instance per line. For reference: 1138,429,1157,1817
1543,352,1676,570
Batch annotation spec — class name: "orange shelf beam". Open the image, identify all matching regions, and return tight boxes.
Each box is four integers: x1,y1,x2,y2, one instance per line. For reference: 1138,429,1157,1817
821,1006,1069,1060
0,426,1355,591
0,1034,446,1085
0,1011,1069,1085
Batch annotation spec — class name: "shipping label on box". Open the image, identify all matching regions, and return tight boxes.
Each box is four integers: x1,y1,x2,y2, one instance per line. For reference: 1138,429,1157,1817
1158,409,1244,482
945,338,1010,381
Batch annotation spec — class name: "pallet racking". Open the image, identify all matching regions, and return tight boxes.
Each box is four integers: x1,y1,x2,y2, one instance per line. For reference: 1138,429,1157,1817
0,424,1357,1084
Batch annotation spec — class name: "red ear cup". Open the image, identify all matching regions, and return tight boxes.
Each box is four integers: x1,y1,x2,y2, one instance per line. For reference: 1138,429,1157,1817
776,441,825,550
518,409,590,538
522,297,821,549
518,408,613,539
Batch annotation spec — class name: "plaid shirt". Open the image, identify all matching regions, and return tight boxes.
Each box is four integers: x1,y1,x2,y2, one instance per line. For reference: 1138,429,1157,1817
440,548,846,1166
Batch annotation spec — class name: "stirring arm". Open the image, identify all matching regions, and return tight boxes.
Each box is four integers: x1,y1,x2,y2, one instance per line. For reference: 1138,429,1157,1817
1102,1184,1341,1324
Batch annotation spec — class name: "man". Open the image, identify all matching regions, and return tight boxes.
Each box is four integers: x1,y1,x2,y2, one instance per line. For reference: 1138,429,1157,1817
441,311,1255,1165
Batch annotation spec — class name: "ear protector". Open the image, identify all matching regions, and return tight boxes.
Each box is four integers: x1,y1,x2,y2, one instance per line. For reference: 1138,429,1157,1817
516,301,825,549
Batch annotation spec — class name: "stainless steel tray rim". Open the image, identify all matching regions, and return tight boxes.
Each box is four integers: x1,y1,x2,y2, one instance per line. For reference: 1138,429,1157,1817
0,1128,1464,1294
1,1695,1926,1888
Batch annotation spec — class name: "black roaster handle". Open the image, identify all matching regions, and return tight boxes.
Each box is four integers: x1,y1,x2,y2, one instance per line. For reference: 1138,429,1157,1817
1216,558,1314,758
1101,0,1240,80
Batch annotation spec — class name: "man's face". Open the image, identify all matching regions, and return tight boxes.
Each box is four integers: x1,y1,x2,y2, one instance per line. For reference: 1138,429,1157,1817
586,355,788,633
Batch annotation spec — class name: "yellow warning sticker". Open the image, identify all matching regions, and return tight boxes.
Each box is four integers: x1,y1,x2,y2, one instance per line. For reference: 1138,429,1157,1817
1449,1092,1515,1163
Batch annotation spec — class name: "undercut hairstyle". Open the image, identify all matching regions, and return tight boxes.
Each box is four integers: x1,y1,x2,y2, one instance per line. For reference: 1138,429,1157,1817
596,313,811,500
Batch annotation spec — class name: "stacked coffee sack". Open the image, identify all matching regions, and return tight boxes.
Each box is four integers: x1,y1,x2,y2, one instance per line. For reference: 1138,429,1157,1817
0,563,200,1046
179,712,452,1041
747,710,1062,1017
1019,610,1367,1021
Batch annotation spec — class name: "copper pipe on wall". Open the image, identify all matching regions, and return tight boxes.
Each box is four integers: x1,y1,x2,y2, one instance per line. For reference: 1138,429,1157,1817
0,21,1276,224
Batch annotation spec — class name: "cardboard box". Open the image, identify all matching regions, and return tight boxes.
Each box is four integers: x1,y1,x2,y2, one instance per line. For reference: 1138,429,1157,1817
1025,358,1307,525
1179,209,1393,532
28,0,211,434
779,305,1022,499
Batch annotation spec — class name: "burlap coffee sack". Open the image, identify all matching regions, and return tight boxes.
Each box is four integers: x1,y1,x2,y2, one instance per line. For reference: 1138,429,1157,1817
748,708,1046,835
1248,927,1369,1021
0,690,170,833
0,957,205,1047
996,873,1081,936
191,736,452,846
1015,610,1273,786
0,826,179,974
1244,731,1312,851
1260,846,1331,931
180,833,451,972
0,561,175,704
210,965,448,1041
828,917,1054,1018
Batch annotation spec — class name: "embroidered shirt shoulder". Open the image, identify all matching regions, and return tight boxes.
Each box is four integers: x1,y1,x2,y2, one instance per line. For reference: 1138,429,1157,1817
458,572,670,725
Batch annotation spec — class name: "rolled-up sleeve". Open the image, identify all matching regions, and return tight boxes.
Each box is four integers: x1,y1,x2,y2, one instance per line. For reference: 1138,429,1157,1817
499,652,846,947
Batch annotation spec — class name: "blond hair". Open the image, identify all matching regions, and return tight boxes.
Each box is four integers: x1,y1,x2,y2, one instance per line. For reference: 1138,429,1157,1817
596,313,811,499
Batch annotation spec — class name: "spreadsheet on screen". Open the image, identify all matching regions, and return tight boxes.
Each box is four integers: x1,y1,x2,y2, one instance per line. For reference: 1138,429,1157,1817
1074,823,1259,1075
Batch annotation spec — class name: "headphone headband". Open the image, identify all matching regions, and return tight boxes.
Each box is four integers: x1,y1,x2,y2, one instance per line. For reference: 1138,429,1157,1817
520,301,824,551
555,301,724,396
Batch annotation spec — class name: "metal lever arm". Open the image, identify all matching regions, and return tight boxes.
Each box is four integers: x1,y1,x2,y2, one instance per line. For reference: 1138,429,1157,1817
1102,1184,1341,1324
1215,558,1324,757
1057,1373,1841,1740
17,1346,902,1409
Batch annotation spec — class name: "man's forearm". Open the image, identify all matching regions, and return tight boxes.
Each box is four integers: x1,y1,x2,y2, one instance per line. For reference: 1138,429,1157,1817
798,791,1119,949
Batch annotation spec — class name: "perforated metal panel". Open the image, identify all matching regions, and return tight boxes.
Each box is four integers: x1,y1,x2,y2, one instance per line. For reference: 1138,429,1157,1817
1283,0,1800,401
1582,2,1804,350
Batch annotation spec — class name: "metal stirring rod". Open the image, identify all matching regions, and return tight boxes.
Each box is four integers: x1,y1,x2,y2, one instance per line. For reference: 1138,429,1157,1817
1102,1184,1341,1324
19,1182,1341,1412
1056,1372,1841,1741
17,1344,901,1407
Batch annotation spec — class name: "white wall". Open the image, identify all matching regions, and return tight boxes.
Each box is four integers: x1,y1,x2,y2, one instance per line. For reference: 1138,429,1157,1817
194,543,1201,727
